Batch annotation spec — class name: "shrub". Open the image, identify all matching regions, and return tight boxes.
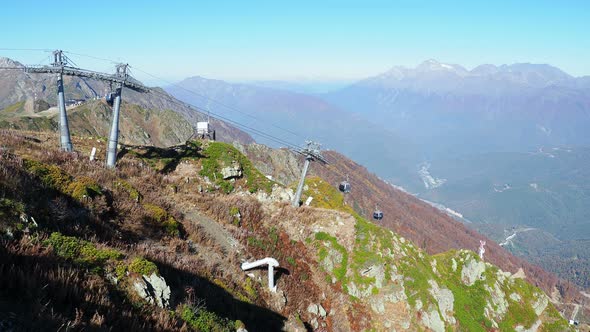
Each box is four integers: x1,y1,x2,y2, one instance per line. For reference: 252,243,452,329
143,203,180,237
44,232,123,268
115,180,142,202
24,160,72,191
0,198,25,222
115,262,128,280
128,257,158,276
179,303,233,332
67,176,103,200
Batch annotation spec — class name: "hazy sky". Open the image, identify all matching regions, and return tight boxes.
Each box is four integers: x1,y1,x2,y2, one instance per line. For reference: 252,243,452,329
1,0,589,83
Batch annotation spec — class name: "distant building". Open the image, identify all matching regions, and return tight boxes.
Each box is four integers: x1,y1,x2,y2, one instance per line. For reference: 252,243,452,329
65,99,85,107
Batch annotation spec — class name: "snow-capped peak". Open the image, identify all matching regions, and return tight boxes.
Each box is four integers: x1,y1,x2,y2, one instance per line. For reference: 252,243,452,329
417,59,465,73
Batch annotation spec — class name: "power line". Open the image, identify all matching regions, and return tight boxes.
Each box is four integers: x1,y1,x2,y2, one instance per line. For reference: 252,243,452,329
149,88,303,151
148,88,303,152
0,48,52,52
131,66,304,140
63,51,119,64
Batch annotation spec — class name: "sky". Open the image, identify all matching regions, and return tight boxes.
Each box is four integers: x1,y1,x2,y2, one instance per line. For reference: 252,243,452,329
1,0,589,84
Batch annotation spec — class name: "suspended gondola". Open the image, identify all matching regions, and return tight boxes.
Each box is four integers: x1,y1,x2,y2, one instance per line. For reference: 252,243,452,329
105,92,114,106
339,175,351,193
373,206,383,221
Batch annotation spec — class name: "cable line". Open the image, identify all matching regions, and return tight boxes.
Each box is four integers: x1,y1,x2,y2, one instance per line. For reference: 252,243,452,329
63,51,118,64
0,48,52,52
131,66,304,140
148,88,304,152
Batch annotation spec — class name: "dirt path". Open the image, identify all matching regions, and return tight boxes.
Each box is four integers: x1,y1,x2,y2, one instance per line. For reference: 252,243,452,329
183,210,239,255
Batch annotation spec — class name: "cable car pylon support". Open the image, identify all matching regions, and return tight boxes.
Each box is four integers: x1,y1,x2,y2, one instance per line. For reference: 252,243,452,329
106,64,133,168
25,50,73,151
291,141,327,207
24,50,149,167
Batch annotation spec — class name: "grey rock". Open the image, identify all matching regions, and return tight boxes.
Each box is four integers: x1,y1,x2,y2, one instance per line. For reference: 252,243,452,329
221,162,242,179
132,272,171,308
428,279,455,325
532,294,548,316
270,290,287,311
318,304,327,317
461,257,486,286
420,306,445,332
484,281,508,322
307,303,319,315
106,272,119,285
515,319,542,332
311,317,319,330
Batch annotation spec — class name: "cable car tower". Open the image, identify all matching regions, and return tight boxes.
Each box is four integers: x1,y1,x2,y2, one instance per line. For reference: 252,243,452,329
291,141,327,207
25,50,73,151
25,50,149,167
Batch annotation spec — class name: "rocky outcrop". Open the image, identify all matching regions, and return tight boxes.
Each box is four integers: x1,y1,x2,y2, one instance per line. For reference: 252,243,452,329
461,256,486,286
239,143,302,185
255,185,293,203
428,279,455,325
132,272,171,308
221,161,242,179
417,301,445,332
532,294,549,316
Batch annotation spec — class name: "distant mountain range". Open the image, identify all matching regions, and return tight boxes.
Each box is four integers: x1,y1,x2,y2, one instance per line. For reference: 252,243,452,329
325,59,590,156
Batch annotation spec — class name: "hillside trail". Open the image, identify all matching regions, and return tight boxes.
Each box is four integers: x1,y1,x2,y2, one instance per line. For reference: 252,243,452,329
183,209,239,256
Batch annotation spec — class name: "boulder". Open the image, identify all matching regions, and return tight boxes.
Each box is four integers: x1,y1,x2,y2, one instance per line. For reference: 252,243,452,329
132,272,171,308
420,306,445,332
221,162,242,179
428,280,455,325
461,257,486,286
307,303,319,315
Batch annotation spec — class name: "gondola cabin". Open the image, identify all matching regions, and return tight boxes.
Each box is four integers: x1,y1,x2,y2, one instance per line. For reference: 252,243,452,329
373,209,383,221
105,93,114,106
339,180,351,193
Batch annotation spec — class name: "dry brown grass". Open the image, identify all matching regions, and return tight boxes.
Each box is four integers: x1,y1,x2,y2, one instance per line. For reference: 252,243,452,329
0,238,184,331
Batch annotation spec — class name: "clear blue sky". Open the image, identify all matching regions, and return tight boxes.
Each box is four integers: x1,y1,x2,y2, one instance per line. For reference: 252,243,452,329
1,0,589,83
